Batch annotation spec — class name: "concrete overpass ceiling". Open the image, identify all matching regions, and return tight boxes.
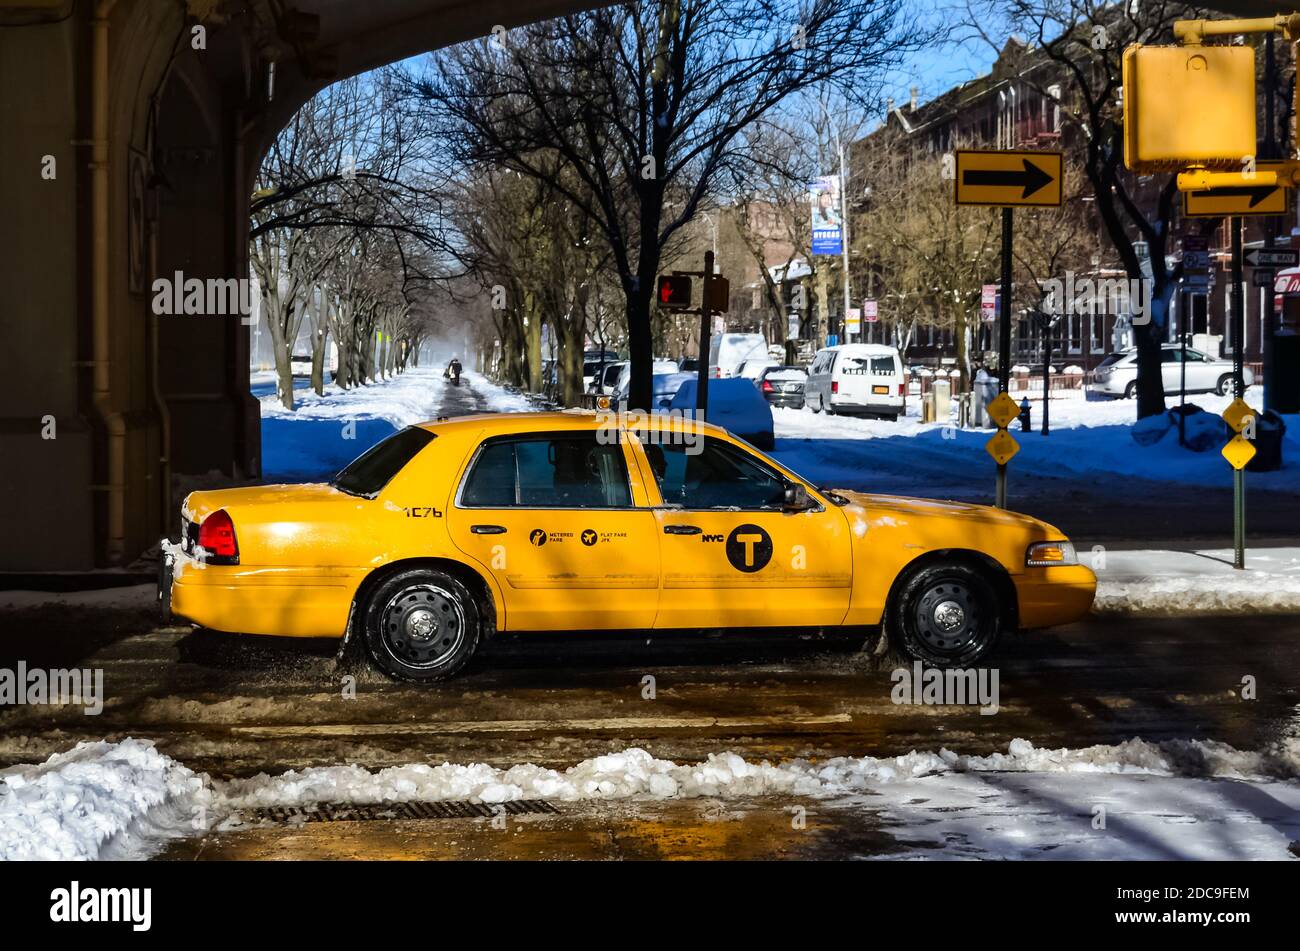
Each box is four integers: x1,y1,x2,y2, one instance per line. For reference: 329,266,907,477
247,0,610,156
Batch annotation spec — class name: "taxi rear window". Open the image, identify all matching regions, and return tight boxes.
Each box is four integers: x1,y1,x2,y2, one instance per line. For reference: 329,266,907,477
332,426,434,497
460,434,631,508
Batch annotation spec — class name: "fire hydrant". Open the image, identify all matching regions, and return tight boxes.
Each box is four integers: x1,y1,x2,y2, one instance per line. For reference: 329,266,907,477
1018,397,1032,432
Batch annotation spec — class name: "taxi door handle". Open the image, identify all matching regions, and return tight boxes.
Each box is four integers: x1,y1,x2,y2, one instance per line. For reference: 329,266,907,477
663,524,701,535
471,524,507,535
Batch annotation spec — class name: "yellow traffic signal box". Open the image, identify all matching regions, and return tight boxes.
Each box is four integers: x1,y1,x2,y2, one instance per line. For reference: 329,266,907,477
1122,44,1256,173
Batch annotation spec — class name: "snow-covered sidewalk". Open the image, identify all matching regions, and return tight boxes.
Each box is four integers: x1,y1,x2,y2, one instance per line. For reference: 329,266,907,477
259,366,447,480
2,735,1297,860
1094,548,1300,616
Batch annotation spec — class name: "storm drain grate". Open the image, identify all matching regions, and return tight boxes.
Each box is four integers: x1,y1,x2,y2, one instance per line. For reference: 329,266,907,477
249,799,560,824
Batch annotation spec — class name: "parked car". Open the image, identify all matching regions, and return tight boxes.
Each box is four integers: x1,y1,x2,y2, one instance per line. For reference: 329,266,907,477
290,354,313,378
585,353,618,389
756,365,808,409
678,357,699,373
588,361,627,395
611,359,680,400
1089,345,1254,399
614,370,693,408
670,377,775,449
805,344,906,420
709,332,769,378
736,357,782,382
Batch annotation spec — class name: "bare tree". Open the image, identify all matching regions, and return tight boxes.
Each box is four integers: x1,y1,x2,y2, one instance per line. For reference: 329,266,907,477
411,0,926,410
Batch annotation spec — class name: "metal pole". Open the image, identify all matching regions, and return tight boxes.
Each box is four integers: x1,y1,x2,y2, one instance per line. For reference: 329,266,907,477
1231,217,1246,569
1263,33,1278,412
696,249,714,423
1041,316,1050,435
996,207,1012,508
839,139,852,343
1180,295,1187,444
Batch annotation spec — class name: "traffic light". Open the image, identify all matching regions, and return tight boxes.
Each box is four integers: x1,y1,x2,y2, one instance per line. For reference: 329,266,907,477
656,274,692,308
1122,44,1256,174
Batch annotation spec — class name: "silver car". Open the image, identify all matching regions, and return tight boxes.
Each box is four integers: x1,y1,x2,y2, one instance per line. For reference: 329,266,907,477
1090,345,1253,399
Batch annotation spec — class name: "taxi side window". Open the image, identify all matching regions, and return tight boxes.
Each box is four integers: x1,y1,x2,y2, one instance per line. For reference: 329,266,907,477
646,438,786,510
461,434,632,508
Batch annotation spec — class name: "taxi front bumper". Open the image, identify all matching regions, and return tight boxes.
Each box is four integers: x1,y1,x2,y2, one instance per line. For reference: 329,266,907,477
1013,564,1097,628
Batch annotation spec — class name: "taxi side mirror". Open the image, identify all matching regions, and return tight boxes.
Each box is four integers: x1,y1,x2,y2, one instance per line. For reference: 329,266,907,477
783,482,814,511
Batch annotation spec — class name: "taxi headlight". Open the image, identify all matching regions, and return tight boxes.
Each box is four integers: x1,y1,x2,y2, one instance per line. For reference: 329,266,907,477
1026,541,1077,567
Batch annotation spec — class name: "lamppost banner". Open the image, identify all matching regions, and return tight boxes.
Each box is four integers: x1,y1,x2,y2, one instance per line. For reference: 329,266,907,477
809,175,843,255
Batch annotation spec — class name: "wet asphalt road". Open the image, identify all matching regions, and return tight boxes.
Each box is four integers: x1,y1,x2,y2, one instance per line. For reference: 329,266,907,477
3,378,1298,858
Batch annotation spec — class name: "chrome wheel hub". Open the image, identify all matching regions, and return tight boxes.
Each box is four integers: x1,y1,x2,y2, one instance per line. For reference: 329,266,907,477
405,608,437,640
933,600,965,632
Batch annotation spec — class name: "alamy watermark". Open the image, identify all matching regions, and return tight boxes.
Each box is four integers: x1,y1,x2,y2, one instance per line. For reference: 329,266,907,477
1041,272,1154,326
890,662,1000,715
0,662,104,715
151,270,252,319
596,408,706,455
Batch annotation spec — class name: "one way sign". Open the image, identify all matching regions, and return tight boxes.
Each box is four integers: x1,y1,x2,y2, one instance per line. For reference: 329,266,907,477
1243,247,1299,268
954,150,1063,207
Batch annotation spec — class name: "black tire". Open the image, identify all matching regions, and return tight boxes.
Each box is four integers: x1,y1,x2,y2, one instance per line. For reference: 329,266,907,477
1123,380,1137,400
810,395,822,413
890,563,1001,668
363,568,481,683
1216,374,1233,396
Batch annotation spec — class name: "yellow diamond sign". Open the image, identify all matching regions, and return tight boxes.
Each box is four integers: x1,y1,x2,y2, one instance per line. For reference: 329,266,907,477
987,392,1021,429
1221,397,1257,434
986,429,1020,465
1221,434,1257,470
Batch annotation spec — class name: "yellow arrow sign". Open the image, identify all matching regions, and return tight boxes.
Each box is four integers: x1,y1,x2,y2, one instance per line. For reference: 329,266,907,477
1222,434,1257,470
987,392,1021,429
955,150,1063,207
1221,397,1257,434
986,429,1020,465
1185,162,1290,217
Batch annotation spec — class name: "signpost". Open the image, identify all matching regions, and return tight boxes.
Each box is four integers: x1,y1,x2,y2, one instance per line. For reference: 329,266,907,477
954,150,1064,208
1184,161,1290,217
955,149,1062,505
658,251,729,421
1244,247,1299,268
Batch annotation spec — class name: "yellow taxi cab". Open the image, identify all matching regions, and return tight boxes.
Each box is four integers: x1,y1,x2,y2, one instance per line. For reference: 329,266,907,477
160,411,1096,682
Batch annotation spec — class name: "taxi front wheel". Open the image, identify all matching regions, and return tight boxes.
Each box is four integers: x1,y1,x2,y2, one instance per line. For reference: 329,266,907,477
363,568,481,683
890,563,999,668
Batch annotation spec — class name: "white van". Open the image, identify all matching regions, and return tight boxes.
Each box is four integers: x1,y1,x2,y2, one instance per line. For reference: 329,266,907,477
805,344,905,420
709,332,768,378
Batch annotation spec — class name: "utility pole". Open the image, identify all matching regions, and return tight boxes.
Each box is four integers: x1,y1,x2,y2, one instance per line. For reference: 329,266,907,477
838,138,853,342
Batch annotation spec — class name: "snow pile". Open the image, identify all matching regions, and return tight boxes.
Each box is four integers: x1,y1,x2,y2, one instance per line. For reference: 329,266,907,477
0,739,209,861
1095,548,1300,615
5,735,1297,860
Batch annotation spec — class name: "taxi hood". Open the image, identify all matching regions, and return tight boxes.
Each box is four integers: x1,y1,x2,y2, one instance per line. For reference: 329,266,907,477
832,490,1063,540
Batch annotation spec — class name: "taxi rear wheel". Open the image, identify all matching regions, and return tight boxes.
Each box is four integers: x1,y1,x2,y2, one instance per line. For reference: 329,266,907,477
891,564,999,668
363,569,481,683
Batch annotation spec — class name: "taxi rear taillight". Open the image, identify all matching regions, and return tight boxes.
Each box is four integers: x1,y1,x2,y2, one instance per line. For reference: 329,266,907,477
197,509,240,564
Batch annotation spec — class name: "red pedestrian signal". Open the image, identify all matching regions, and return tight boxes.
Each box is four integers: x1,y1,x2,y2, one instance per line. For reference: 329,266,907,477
656,275,692,308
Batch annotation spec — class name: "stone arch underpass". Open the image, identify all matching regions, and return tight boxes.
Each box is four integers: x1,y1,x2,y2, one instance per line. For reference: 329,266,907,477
0,0,600,570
